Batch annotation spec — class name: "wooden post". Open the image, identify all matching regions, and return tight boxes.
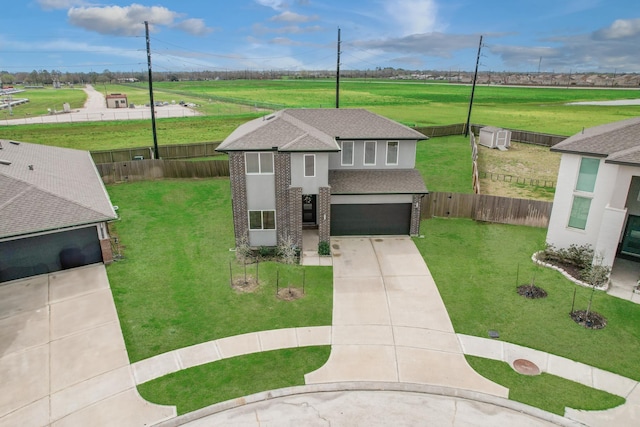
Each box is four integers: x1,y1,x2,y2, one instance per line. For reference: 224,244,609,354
229,261,233,288
276,270,279,295
303,269,306,294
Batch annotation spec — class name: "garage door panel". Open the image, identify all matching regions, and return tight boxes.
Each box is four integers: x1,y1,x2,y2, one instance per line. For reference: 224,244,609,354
331,204,411,236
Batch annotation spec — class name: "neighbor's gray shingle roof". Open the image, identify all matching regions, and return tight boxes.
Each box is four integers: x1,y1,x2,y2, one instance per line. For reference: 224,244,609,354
0,140,117,239
329,169,428,195
217,108,426,152
551,116,640,165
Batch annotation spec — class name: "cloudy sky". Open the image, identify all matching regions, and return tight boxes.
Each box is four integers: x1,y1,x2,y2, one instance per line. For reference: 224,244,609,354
2,0,639,73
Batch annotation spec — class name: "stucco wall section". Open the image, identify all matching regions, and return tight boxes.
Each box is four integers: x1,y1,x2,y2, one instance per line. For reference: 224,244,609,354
410,194,422,236
229,152,249,246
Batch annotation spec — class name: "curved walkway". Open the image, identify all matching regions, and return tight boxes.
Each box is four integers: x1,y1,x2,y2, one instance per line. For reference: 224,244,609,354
132,237,640,426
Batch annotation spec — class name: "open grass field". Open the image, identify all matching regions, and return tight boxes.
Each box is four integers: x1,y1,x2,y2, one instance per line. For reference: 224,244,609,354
106,179,333,362
0,87,86,120
414,218,640,381
3,79,640,151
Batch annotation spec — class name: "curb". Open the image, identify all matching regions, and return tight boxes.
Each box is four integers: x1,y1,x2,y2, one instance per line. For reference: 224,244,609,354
153,382,586,427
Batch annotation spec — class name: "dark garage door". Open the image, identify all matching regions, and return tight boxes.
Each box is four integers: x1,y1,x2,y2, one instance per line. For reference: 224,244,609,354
331,203,411,236
0,226,102,283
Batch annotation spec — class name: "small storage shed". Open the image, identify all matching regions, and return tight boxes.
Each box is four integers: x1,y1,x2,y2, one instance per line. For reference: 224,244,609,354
479,126,512,150
106,93,128,108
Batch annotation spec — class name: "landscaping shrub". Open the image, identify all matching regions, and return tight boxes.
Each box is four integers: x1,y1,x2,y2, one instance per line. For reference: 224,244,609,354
318,241,330,256
277,235,298,264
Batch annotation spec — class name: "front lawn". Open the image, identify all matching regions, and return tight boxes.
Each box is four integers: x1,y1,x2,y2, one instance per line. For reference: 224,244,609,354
415,218,640,381
106,179,333,362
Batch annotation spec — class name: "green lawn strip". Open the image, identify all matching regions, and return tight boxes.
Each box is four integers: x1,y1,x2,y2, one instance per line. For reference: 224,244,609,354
0,87,86,120
415,135,472,193
466,356,625,415
414,218,640,381
106,179,333,362
137,346,330,415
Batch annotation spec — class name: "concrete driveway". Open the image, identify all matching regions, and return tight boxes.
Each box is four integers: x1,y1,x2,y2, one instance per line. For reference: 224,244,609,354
0,264,175,426
305,237,507,396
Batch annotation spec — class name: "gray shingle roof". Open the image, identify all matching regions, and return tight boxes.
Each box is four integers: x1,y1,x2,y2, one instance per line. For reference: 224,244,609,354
329,169,428,194
551,117,640,165
217,108,426,152
0,140,117,239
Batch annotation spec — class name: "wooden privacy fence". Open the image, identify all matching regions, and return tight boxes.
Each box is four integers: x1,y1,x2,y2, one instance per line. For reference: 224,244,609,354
91,141,222,164
422,192,553,228
97,159,230,184
414,123,567,147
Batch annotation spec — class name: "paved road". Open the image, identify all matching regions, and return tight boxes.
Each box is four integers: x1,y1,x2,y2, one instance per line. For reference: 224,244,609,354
0,84,200,126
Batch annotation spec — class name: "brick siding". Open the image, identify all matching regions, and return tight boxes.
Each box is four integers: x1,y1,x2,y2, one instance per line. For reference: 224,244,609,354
228,152,249,245
289,187,303,249
410,194,423,236
318,187,331,243
275,153,291,245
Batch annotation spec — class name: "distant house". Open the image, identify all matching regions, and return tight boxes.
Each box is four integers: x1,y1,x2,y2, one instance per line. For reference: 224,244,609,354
106,93,128,108
216,108,428,250
0,140,118,282
546,117,640,268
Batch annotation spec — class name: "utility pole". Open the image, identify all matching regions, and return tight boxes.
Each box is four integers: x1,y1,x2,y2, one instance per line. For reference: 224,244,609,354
145,21,159,159
464,35,482,137
336,27,341,109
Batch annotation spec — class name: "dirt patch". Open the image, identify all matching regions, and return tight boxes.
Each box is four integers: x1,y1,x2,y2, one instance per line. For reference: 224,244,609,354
570,310,607,329
277,287,304,301
517,284,548,299
232,276,260,293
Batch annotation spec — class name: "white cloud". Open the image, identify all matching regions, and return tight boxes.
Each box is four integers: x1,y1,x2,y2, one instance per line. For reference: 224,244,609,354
593,18,640,40
355,32,479,57
383,0,440,36
173,18,214,36
269,11,318,23
253,23,324,35
255,0,288,11
37,0,85,10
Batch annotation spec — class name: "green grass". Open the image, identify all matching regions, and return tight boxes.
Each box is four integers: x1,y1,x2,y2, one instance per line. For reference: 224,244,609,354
138,346,330,415
466,356,625,415
106,179,333,362
0,87,86,120
415,135,472,193
4,79,640,151
414,218,640,381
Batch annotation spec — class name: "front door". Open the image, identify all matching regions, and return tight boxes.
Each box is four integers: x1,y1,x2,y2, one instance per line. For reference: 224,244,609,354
302,194,317,225
621,215,640,257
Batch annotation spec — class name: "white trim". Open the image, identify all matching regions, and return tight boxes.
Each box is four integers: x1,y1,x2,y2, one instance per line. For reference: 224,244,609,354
245,152,275,175
363,140,376,166
386,141,399,165
341,141,354,166
304,154,316,177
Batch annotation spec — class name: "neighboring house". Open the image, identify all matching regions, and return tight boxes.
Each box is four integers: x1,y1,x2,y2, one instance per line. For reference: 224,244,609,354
546,116,640,268
216,108,428,249
106,93,128,108
0,140,118,283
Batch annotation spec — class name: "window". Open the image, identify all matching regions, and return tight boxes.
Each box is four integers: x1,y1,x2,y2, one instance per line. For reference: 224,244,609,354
341,141,353,166
386,141,399,165
304,154,315,177
568,196,591,230
575,157,599,192
248,210,276,230
245,152,274,174
364,141,376,165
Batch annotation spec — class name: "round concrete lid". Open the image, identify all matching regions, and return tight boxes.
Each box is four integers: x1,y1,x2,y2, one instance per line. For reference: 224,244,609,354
513,359,541,376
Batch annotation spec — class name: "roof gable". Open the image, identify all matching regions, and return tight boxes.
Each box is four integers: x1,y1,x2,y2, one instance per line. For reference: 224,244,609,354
0,140,117,239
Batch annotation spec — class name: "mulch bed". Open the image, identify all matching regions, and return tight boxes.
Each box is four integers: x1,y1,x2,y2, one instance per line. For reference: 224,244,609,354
232,276,260,293
277,287,304,301
517,284,548,299
570,310,607,329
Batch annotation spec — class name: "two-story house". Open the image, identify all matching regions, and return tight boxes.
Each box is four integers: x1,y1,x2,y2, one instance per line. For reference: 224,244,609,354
547,116,640,268
216,108,428,250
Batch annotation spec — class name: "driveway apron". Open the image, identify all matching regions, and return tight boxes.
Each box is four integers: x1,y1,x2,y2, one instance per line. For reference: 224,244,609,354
0,265,175,427
305,237,508,397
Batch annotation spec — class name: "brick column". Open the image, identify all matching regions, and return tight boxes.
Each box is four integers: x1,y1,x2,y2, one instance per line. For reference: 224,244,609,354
274,153,291,245
410,194,423,236
100,239,114,264
318,186,331,243
289,187,303,249
228,152,249,246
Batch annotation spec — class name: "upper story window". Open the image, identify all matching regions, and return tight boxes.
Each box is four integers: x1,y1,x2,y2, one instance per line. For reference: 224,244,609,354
364,141,376,165
575,157,599,192
386,141,399,165
245,152,274,174
341,141,354,166
304,154,315,177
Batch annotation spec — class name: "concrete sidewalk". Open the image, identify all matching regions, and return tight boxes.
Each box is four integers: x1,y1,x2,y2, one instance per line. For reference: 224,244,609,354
0,265,175,426
304,237,508,396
